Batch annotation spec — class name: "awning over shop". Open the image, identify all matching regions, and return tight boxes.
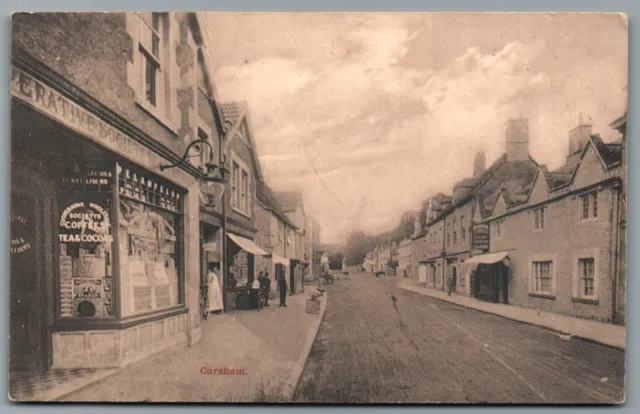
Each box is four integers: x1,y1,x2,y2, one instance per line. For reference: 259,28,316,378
463,251,510,266
227,233,268,256
456,251,510,274
269,254,290,266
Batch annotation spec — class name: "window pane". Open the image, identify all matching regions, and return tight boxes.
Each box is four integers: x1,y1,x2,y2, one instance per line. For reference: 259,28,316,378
145,58,157,106
581,196,589,219
592,192,598,218
119,198,181,316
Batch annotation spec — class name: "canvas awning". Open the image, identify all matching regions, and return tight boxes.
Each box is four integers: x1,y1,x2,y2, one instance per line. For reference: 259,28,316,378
269,254,290,266
464,251,510,266
227,233,268,256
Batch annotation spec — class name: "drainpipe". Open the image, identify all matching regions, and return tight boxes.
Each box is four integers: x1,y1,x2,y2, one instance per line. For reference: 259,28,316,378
441,216,447,291
610,183,622,324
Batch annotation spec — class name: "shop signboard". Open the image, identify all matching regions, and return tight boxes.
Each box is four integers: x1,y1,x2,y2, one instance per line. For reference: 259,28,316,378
472,224,490,251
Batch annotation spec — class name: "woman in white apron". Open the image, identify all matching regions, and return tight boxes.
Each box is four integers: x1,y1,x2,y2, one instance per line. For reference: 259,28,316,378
207,268,224,313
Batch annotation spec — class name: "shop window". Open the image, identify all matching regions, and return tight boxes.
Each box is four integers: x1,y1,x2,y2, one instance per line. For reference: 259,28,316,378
532,261,553,295
58,193,115,319
117,164,183,317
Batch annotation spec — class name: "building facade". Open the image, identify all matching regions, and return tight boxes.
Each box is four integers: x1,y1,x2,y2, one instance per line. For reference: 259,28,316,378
275,191,308,294
255,180,297,301
10,12,221,371
473,124,625,323
218,102,271,311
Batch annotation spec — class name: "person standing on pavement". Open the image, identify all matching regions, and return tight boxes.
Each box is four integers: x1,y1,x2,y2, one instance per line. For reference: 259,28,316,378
278,267,288,307
259,269,271,307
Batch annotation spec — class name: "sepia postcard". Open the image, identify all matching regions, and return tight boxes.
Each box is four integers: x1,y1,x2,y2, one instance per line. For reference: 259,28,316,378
9,12,627,403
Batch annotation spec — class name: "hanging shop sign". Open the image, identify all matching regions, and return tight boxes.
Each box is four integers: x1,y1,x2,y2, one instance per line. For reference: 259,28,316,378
10,66,191,187
59,201,113,243
472,223,490,251
10,214,32,254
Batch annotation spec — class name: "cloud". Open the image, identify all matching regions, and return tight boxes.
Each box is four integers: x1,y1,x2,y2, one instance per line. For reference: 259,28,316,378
205,14,627,244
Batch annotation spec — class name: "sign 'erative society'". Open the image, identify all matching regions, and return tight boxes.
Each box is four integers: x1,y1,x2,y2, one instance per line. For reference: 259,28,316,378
59,202,113,243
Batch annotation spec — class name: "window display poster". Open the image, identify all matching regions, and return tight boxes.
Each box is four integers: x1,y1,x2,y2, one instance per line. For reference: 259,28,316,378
231,250,249,286
73,278,104,317
119,198,180,315
58,195,113,318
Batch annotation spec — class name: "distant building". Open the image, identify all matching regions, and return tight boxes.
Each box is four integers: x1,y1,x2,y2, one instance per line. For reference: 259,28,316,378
275,191,307,295
424,119,539,295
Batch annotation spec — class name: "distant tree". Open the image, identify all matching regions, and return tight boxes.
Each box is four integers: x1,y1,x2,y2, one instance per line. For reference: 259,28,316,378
328,252,344,270
344,230,375,266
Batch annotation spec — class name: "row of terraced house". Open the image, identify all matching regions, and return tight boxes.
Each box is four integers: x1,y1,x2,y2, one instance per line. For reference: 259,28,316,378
10,12,323,376
401,116,627,325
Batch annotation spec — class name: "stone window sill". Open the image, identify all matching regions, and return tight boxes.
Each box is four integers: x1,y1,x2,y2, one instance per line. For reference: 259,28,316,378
528,292,556,300
135,99,178,136
572,297,599,305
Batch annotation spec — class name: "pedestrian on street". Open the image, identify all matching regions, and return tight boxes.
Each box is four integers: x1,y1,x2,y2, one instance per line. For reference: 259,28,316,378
278,268,288,307
259,269,271,307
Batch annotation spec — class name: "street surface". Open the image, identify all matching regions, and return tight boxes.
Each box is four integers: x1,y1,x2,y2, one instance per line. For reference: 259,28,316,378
294,272,625,404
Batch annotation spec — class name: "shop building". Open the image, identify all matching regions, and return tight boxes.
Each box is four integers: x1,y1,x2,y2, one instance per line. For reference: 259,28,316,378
217,102,270,311
475,123,625,323
255,179,297,301
424,119,539,296
275,191,308,295
10,12,220,371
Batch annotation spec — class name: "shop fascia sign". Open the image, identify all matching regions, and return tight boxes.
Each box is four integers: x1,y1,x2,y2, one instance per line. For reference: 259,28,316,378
10,66,191,187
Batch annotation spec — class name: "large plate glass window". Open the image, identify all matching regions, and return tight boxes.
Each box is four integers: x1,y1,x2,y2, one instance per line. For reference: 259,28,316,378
117,162,183,317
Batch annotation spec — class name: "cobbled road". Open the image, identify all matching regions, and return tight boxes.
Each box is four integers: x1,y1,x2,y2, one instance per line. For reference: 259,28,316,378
293,272,625,404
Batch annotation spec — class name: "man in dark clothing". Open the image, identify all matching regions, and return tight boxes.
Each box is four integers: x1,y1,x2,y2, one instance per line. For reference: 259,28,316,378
259,270,271,307
278,268,288,307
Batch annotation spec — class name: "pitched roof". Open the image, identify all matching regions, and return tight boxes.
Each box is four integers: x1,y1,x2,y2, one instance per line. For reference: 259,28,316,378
274,191,304,212
543,170,573,190
256,180,297,228
591,135,623,169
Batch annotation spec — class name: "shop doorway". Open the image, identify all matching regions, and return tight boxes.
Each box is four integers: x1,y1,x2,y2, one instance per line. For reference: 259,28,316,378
474,263,508,304
9,192,48,372
451,265,457,292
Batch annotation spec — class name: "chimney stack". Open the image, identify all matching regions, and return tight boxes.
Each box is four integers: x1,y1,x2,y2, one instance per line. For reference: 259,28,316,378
566,120,593,170
505,118,530,162
473,150,486,176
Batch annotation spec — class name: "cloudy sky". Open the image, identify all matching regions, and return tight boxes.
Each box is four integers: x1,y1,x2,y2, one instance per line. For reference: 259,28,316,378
201,13,627,244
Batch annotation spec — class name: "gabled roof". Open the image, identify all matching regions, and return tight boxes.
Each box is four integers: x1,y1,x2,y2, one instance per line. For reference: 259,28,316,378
591,135,623,169
220,102,246,132
256,180,297,228
480,134,624,218
219,101,265,181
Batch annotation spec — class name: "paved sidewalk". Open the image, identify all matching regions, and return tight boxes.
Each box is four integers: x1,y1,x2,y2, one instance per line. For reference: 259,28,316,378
398,280,626,350
58,292,327,402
